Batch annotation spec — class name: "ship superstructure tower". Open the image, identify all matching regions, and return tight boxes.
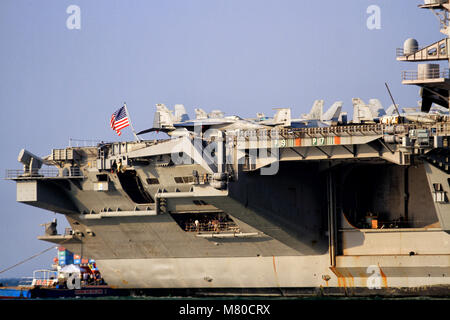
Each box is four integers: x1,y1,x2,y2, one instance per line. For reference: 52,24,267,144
398,0,450,111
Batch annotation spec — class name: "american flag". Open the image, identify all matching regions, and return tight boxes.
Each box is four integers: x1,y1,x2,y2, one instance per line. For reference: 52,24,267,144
110,106,130,136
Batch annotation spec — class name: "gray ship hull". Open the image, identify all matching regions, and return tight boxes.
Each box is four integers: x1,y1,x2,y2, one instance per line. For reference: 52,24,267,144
95,254,450,293
29,159,450,294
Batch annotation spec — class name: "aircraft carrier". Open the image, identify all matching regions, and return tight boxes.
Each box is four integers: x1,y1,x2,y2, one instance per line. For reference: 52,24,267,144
6,1,450,296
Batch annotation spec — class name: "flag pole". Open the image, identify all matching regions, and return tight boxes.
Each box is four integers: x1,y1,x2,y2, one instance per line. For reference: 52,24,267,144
123,102,140,142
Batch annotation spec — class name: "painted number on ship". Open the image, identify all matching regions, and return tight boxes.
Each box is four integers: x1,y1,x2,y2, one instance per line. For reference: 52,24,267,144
272,138,301,148
312,137,325,146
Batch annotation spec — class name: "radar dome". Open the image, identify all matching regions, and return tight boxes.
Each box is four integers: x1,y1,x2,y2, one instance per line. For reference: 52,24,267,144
403,38,419,55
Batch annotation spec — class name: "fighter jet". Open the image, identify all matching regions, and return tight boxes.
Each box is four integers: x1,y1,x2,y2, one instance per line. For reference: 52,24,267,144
352,98,448,124
291,100,344,128
256,100,344,128
138,99,345,138
352,98,387,123
399,105,448,123
136,103,190,136
429,104,449,115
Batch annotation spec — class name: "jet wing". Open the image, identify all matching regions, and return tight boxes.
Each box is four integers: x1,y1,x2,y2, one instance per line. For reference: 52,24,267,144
290,120,327,128
137,127,174,135
173,120,235,127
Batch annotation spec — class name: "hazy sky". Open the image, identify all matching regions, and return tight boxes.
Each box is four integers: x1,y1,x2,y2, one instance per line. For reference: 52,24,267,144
0,0,440,277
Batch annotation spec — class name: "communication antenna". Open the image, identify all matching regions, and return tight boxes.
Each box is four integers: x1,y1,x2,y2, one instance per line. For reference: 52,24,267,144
384,82,402,122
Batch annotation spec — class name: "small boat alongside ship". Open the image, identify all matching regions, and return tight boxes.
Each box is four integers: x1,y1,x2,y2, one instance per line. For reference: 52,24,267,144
0,286,31,299
0,247,126,299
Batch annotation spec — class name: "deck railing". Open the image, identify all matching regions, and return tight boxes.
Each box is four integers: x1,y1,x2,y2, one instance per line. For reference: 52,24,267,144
401,69,449,81
184,221,240,233
396,38,447,59
233,122,450,141
5,167,83,179
68,138,104,147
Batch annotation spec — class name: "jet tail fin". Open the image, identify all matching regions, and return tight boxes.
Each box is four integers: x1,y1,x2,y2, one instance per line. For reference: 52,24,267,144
273,108,291,126
195,108,208,120
174,104,189,122
322,101,343,122
256,112,266,120
305,100,324,120
208,110,225,118
368,99,386,118
352,98,374,123
153,104,174,128
386,104,400,116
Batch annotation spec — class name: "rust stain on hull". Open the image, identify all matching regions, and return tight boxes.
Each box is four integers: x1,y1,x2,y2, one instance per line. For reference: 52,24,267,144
272,256,277,275
322,274,331,287
347,271,355,288
331,265,387,289
330,267,356,288
378,264,388,288
330,267,346,288
272,256,280,288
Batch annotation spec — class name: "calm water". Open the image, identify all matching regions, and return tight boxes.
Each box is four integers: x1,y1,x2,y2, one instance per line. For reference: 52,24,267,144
1,278,449,301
